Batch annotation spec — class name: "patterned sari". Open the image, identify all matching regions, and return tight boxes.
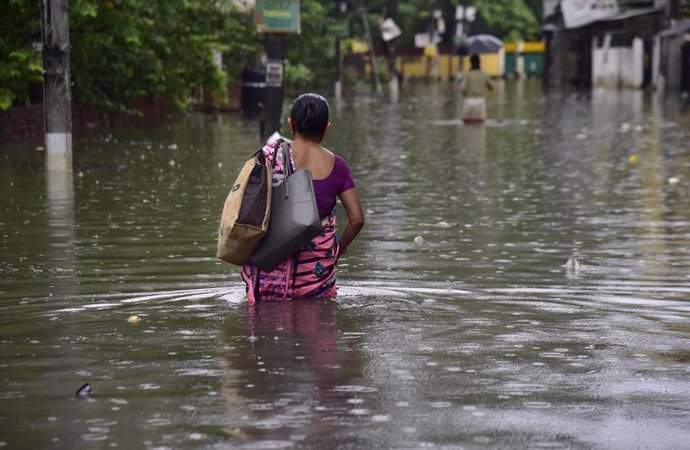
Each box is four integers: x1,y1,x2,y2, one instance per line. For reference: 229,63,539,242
241,142,340,303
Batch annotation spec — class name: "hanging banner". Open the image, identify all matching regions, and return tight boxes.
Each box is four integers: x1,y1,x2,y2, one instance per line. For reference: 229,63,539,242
561,0,619,29
380,18,401,42
256,0,301,34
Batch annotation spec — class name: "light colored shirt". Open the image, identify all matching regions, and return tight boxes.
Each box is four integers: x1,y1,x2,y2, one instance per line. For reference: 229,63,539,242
462,69,491,98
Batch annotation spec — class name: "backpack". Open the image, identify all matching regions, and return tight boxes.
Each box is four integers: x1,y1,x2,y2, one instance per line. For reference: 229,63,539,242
216,148,273,265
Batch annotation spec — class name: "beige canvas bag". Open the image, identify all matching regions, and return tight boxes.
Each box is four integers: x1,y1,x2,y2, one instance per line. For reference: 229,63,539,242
217,149,273,265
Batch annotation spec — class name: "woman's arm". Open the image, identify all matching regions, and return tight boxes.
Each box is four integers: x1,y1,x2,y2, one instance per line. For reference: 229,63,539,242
337,188,364,259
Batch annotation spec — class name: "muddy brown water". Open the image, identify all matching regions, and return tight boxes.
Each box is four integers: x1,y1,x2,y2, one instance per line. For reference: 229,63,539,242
1,81,690,449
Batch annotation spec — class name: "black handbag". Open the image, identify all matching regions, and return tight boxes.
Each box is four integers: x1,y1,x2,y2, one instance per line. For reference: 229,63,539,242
251,140,323,271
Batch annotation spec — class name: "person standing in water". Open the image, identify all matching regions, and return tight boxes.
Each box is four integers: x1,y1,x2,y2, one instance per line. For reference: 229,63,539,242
460,54,493,123
241,93,365,303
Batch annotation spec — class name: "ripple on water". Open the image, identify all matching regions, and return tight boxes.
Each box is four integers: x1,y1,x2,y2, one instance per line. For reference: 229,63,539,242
539,352,566,359
528,442,571,450
500,383,548,397
523,401,552,409
249,403,275,411
245,440,294,449
80,434,109,442
331,385,378,393
254,419,284,430
430,401,452,408
146,417,171,426
562,403,597,414
174,368,224,377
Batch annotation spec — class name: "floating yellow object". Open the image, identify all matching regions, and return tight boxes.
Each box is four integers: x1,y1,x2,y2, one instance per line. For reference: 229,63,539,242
628,154,638,164
127,315,140,323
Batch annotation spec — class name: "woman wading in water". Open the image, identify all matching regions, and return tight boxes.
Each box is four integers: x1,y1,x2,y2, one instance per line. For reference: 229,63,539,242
241,93,364,303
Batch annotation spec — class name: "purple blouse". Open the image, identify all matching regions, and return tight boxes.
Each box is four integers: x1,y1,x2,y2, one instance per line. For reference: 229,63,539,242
313,155,355,217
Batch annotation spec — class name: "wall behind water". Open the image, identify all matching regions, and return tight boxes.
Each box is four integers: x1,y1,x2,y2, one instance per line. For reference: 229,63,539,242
394,52,505,80
1,97,170,145
592,37,644,89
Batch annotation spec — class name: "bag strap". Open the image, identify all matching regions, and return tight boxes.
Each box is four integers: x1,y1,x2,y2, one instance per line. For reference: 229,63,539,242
280,141,293,176
266,139,280,169
279,141,291,199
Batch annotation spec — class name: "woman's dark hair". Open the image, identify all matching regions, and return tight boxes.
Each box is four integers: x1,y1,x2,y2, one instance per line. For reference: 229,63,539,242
289,93,330,138
470,54,481,70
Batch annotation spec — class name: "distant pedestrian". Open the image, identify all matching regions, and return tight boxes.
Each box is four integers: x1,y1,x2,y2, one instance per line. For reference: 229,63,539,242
460,54,493,123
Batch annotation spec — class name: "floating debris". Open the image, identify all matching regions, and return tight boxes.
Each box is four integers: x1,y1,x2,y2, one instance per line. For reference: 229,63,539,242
565,258,581,273
127,315,140,323
167,144,178,150
414,236,424,243
76,383,93,398
668,176,680,185
628,154,638,164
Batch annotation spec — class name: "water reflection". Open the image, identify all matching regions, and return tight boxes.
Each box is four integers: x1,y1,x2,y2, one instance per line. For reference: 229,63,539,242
462,123,486,163
220,299,365,447
46,169,76,290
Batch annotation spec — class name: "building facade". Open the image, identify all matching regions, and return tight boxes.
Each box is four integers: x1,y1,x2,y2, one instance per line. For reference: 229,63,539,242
542,0,689,94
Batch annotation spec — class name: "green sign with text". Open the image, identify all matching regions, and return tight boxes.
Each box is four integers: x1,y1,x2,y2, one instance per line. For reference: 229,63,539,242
256,0,301,34
325,19,348,37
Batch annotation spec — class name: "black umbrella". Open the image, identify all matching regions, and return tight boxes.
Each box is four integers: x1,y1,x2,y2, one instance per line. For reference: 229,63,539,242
456,34,503,55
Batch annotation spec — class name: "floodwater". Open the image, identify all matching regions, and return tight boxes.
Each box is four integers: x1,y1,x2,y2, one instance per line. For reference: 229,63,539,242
1,81,690,449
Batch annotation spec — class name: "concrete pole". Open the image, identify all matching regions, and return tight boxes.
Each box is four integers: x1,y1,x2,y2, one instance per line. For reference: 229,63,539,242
334,0,346,101
359,0,382,95
516,40,525,79
334,36,343,100
261,34,286,140
382,0,399,100
42,0,73,173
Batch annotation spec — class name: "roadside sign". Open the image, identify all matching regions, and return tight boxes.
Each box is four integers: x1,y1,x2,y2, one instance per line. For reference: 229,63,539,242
256,0,301,34
326,19,349,37
265,61,284,87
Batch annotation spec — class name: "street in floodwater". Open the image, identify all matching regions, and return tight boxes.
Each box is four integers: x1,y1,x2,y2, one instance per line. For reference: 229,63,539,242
1,81,690,449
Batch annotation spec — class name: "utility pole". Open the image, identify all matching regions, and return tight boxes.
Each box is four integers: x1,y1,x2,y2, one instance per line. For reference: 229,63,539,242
41,0,73,173
359,0,382,94
381,0,400,99
262,34,286,140
334,0,347,100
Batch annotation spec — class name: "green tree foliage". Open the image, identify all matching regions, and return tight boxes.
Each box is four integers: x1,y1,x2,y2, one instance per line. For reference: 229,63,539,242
280,0,541,90
1,0,258,112
69,0,231,112
470,0,541,41
283,0,334,91
359,0,541,45
0,1,43,110
0,0,541,113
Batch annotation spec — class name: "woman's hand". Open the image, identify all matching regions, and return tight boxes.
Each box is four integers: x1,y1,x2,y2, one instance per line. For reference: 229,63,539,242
336,245,347,261
337,188,364,259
